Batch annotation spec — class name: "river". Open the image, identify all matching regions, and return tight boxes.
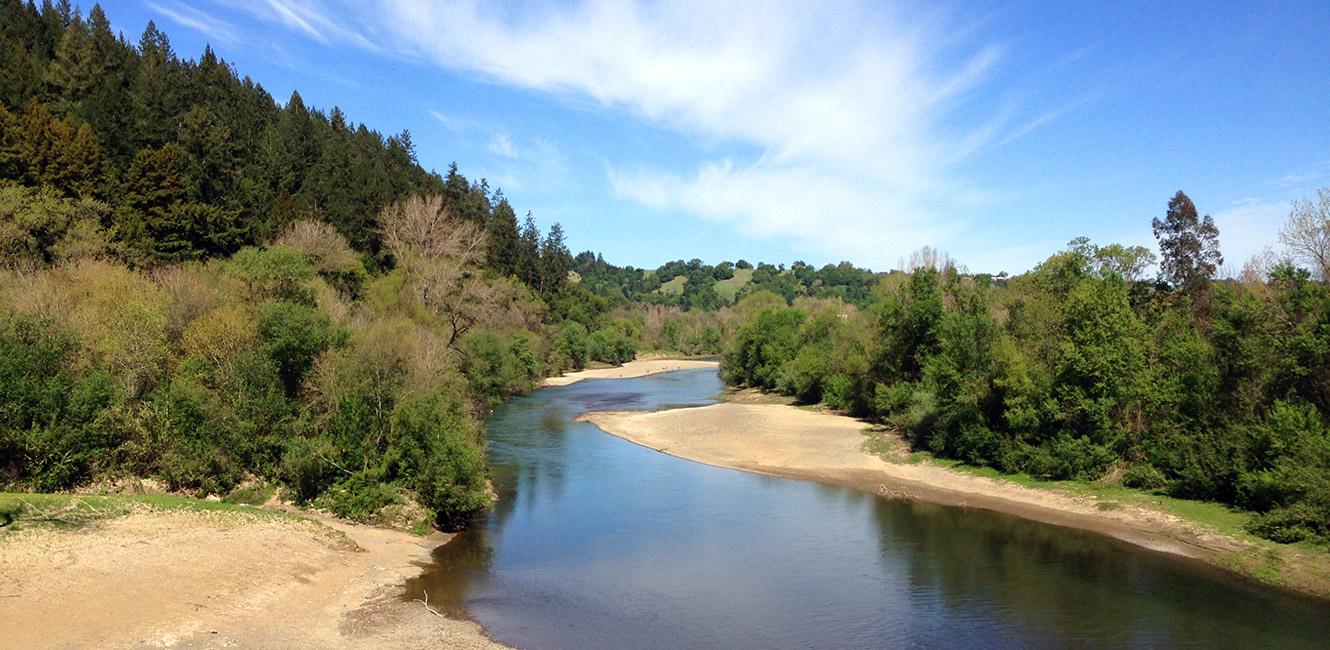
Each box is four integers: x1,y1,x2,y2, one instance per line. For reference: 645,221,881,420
407,367,1330,649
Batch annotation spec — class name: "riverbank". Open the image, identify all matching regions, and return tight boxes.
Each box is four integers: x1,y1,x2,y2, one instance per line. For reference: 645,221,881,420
541,358,719,387
0,496,515,650
578,389,1330,599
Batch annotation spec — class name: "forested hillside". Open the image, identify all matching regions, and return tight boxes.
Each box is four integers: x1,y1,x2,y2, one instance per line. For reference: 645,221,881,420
722,192,1330,546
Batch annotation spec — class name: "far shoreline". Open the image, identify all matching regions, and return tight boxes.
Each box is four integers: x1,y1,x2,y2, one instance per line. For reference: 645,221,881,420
540,358,720,387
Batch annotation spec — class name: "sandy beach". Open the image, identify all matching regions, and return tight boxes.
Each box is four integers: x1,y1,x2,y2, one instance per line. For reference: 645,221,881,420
579,399,1253,563
0,505,514,650
540,359,719,386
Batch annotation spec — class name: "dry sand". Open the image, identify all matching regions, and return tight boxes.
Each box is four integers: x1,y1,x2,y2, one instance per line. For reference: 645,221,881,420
0,505,515,650
540,359,719,387
579,399,1251,563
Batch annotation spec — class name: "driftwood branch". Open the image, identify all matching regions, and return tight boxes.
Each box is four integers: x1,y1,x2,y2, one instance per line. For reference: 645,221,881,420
413,592,443,618
875,484,918,501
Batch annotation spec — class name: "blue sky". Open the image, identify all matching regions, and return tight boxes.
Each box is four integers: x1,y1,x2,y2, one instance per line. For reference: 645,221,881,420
100,1,1329,274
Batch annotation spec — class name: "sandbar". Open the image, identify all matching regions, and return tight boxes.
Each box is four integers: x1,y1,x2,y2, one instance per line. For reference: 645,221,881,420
578,400,1254,565
0,505,514,650
541,359,719,386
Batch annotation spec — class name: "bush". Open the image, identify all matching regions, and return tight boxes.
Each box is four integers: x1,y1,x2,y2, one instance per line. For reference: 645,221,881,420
321,471,400,522
257,300,345,396
464,329,538,406
589,319,640,365
392,392,491,529
557,321,590,369
0,315,119,491
1246,498,1330,545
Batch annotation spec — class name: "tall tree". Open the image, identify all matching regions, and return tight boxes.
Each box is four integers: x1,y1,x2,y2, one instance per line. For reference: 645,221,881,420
486,191,519,276
1153,191,1222,295
540,222,570,296
132,20,182,149
516,212,540,288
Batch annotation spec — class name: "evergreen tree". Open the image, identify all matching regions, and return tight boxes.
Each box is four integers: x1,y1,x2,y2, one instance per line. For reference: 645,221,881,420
540,222,571,295
487,192,520,276
516,212,540,287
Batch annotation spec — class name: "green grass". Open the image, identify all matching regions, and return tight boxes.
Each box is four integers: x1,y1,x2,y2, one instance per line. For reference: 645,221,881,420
222,483,276,506
0,492,296,532
656,275,687,295
714,268,754,302
889,450,1259,539
409,518,432,536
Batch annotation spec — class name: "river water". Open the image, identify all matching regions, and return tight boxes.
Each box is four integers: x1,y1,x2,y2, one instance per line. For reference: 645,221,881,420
407,368,1330,649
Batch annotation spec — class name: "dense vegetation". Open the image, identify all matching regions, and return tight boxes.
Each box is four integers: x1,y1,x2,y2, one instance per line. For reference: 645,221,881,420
723,190,1330,546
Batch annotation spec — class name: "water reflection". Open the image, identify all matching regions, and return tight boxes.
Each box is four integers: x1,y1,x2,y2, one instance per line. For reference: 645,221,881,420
407,368,1330,650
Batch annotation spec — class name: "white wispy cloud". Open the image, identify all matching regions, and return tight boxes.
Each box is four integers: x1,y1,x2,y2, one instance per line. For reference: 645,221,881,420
428,110,463,130
482,134,567,192
488,134,518,159
244,0,1053,267
228,0,382,52
146,1,241,46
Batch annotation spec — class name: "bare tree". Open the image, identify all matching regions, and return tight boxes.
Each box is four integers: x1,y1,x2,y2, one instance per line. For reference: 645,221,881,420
1279,187,1330,282
900,246,956,274
380,195,493,347
275,219,361,276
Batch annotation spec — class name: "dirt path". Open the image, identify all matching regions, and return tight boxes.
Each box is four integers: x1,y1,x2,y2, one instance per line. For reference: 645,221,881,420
0,506,515,650
540,359,718,386
579,401,1251,563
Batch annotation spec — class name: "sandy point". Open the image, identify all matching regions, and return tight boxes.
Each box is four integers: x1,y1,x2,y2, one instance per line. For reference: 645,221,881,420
541,358,719,387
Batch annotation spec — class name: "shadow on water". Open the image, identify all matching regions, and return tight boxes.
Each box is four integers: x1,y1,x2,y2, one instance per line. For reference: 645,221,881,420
407,368,1330,650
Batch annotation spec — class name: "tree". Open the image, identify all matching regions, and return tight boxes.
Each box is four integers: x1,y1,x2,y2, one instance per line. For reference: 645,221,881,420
1067,237,1157,282
540,222,570,296
486,192,520,277
1153,191,1222,294
379,194,493,347
1279,187,1330,282
900,246,956,274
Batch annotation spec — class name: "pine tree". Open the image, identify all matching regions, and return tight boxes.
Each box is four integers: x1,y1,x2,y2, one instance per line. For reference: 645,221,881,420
517,212,541,288
540,222,570,296
132,21,182,149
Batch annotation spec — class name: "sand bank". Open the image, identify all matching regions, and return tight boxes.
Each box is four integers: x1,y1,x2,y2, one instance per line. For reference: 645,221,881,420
541,359,719,386
579,400,1252,563
0,505,514,650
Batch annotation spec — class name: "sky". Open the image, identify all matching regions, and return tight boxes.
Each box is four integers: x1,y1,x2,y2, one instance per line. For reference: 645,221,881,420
99,0,1330,275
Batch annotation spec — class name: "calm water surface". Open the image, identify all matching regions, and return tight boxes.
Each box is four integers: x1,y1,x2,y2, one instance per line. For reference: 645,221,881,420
407,368,1330,649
